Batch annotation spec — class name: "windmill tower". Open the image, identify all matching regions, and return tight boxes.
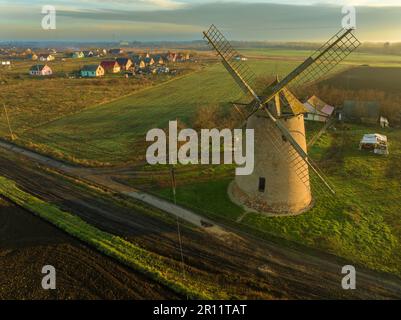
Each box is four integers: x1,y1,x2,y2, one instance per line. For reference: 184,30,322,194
203,25,360,215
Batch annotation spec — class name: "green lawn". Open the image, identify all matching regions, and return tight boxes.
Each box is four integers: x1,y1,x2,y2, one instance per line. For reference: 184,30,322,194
21,60,301,164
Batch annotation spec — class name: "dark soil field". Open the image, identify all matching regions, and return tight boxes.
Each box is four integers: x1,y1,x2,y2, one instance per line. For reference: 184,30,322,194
319,66,401,93
0,198,177,300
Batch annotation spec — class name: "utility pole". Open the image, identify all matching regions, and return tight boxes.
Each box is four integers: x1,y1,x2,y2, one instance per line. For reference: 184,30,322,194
170,165,187,299
2,103,15,141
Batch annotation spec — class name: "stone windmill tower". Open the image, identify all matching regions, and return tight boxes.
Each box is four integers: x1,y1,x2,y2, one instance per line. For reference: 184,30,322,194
203,25,360,215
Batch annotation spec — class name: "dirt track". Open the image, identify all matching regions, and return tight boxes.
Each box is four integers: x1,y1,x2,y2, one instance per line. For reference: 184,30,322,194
1,146,401,299
0,199,178,300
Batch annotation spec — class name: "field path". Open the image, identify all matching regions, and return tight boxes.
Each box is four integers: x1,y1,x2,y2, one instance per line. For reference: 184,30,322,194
0,139,228,238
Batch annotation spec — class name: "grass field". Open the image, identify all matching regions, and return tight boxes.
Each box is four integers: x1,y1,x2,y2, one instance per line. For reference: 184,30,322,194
240,48,401,67
0,58,199,144
320,66,401,93
156,124,401,276
12,58,343,164
5,49,399,165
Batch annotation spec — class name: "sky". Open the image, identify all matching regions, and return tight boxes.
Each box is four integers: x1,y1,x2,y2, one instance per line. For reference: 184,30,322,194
1,0,401,42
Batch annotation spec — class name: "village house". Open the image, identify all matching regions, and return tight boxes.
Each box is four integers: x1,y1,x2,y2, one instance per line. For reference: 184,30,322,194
100,60,121,73
153,55,165,65
109,48,124,55
80,65,105,77
27,53,38,61
131,55,146,68
303,96,335,122
38,54,55,62
166,52,177,62
83,50,94,58
72,51,85,59
29,64,53,76
116,58,133,71
144,56,155,66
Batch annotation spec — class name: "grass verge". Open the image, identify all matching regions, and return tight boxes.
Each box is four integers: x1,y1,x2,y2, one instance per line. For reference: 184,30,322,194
0,175,228,299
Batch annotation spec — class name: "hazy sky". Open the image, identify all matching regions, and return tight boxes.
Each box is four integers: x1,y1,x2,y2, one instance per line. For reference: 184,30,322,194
1,0,401,41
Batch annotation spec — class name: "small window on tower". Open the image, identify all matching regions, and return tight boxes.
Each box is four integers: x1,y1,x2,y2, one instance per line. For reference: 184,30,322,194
258,178,266,193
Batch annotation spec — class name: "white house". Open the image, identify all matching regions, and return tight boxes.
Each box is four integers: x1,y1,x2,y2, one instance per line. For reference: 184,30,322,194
38,54,55,62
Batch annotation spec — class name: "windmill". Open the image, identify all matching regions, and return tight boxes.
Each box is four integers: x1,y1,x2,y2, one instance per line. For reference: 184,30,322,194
203,25,360,214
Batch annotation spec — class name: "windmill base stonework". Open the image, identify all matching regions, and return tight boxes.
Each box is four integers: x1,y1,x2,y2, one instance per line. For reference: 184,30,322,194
229,110,313,215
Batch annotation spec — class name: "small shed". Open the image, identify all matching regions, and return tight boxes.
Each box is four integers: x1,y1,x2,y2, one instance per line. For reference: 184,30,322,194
359,133,389,155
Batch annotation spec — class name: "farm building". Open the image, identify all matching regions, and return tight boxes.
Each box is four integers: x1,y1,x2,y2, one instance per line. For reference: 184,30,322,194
341,100,381,125
38,54,55,62
359,133,389,155
80,65,104,77
100,61,121,73
303,96,335,122
29,64,52,76
116,58,133,71
72,51,84,59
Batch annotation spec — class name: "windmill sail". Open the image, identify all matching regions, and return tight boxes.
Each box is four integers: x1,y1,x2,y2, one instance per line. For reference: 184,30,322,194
203,25,360,195
262,28,361,106
203,25,260,102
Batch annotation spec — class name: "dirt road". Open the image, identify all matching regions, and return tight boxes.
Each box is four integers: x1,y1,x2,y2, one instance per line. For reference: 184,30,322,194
1,141,401,299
